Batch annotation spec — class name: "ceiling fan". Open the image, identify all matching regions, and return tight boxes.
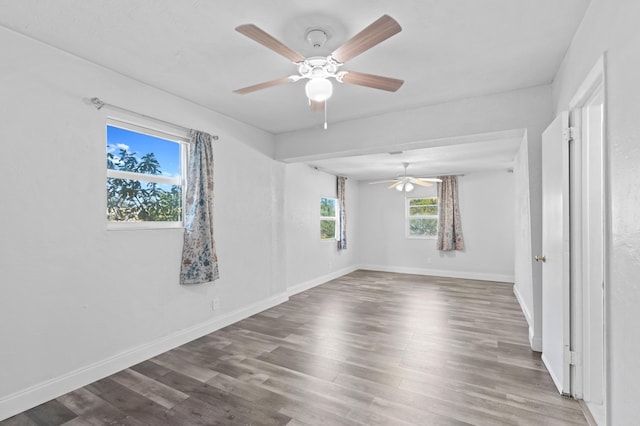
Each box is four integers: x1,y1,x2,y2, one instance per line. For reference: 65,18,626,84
369,163,442,192
233,15,404,126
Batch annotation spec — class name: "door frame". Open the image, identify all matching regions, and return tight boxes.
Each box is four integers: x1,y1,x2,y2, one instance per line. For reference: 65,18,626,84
568,55,608,424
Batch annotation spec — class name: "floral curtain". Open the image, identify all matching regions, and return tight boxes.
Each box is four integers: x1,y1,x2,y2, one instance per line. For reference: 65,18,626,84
437,175,465,251
337,176,347,250
180,130,219,284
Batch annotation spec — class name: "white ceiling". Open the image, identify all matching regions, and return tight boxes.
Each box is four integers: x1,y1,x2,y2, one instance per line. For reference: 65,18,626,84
0,0,590,178
310,133,524,181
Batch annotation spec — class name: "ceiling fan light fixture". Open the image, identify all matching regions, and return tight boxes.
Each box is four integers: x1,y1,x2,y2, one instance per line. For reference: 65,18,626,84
396,183,404,192
305,78,333,102
404,182,414,192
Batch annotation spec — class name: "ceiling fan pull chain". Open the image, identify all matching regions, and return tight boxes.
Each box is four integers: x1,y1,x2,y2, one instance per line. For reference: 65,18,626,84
324,100,328,130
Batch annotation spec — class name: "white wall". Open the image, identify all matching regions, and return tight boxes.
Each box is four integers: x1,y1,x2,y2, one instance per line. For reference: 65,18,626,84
283,164,360,294
552,0,640,423
0,26,293,419
359,170,514,282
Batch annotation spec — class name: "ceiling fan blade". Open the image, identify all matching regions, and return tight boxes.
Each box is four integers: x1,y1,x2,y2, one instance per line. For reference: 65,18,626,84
368,179,397,184
388,181,402,189
309,100,325,112
412,180,433,188
341,71,404,92
331,15,402,63
236,24,306,63
416,177,443,182
233,76,295,94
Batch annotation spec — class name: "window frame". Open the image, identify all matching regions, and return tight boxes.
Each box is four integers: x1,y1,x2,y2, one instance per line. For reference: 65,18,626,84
106,117,189,231
406,196,439,239
320,196,339,240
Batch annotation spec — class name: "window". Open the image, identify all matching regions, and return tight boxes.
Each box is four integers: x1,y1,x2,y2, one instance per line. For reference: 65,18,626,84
106,119,187,229
320,197,338,239
407,197,439,238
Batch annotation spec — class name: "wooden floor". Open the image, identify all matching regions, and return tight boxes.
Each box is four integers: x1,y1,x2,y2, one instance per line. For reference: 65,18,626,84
2,271,587,425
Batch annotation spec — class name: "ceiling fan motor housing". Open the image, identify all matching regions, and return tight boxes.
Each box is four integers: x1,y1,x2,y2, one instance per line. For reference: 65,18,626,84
297,56,345,82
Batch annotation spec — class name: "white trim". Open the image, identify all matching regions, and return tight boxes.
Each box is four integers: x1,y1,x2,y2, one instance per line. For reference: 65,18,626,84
106,119,187,229
513,285,543,351
287,265,359,297
585,401,606,426
0,292,288,421
406,196,439,239
569,56,605,109
107,117,190,143
568,54,608,417
542,353,565,394
530,329,543,352
513,284,532,324
360,264,514,283
107,221,183,231
320,197,339,240
107,169,181,186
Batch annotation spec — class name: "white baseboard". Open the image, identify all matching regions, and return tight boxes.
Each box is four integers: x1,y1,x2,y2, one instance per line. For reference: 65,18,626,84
513,285,532,324
541,353,564,395
360,264,514,283
584,400,606,426
529,331,543,352
287,265,360,297
512,285,542,352
0,292,289,421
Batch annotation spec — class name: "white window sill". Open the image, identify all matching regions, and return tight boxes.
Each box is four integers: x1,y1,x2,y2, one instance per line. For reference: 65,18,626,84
107,221,183,231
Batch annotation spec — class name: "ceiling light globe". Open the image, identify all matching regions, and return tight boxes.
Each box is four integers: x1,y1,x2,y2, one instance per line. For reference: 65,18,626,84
396,183,404,192
305,78,333,102
404,182,414,192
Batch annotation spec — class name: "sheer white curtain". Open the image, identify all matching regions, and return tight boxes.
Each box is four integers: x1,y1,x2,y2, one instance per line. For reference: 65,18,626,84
180,130,220,284
337,176,347,250
437,175,464,251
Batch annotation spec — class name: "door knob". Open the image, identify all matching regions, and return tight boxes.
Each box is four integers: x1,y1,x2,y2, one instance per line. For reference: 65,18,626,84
534,255,546,262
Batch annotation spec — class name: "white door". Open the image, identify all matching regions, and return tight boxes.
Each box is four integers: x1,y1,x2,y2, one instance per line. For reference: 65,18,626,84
540,111,571,394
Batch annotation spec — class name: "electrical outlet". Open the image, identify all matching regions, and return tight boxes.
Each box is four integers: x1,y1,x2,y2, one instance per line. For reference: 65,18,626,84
211,297,220,311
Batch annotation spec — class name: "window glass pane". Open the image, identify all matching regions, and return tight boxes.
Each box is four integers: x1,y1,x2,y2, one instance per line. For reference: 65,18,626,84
320,219,336,239
107,178,182,222
409,218,438,237
320,197,336,217
107,125,181,178
409,205,438,216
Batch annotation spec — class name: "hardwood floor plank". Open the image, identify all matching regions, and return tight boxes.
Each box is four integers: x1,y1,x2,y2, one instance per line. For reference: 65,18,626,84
149,351,219,382
58,387,150,425
156,370,292,425
22,400,76,426
0,414,39,426
109,369,189,409
1,271,588,425
84,378,170,424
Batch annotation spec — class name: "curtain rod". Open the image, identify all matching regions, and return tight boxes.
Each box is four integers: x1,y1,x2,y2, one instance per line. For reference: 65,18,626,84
90,97,219,140
309,165,348,179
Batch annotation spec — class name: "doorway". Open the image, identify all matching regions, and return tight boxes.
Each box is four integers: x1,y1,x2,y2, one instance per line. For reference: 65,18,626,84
569,56,607,424
539,56,606,424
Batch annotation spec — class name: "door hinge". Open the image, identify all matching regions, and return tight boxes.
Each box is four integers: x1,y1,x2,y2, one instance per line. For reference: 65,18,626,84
563,126,579,142
564,347,582,366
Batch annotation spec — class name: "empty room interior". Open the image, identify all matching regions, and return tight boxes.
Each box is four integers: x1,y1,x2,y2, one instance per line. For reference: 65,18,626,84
1,1,639,425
